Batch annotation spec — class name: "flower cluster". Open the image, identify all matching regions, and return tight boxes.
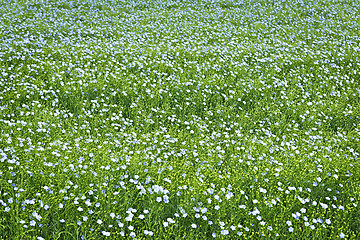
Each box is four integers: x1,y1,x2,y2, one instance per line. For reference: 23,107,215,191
0,0,359,239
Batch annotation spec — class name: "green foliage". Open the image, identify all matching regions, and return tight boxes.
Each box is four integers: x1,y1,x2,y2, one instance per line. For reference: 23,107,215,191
0,0,359,239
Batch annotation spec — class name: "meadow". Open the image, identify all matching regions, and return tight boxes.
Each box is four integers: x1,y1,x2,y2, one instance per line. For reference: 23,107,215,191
0,0,360,239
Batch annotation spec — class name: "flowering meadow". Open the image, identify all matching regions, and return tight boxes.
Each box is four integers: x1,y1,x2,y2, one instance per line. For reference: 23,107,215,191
1,0,360,239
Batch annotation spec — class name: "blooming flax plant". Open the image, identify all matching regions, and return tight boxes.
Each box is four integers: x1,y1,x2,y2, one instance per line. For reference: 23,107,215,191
0,0,359,239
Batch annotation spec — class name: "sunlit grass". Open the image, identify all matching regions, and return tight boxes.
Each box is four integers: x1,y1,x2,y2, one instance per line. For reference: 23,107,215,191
0,0,360,239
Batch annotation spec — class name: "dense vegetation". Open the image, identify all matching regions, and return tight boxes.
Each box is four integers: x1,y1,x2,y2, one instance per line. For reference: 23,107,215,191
0,0,359,239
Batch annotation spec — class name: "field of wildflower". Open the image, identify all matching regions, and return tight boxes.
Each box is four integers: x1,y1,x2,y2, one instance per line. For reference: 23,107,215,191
1,0,360,239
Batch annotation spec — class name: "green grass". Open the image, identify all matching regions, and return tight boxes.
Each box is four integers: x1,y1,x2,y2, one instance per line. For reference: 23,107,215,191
0,0,360,239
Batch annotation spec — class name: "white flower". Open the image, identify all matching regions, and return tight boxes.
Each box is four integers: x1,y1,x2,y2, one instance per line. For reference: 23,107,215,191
320,203,328,209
